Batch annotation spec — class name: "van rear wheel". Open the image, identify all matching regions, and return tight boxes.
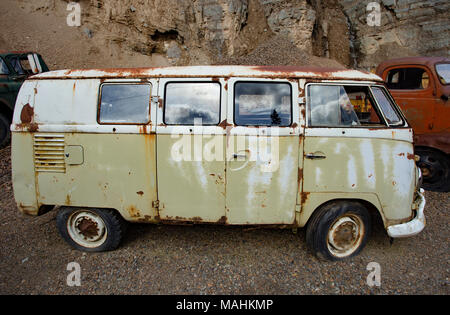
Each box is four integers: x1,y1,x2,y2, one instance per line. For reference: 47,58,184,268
306,201,371,261
57,207,126,252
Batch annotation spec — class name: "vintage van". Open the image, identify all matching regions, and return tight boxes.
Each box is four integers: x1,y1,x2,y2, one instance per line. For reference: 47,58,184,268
11,66,426,261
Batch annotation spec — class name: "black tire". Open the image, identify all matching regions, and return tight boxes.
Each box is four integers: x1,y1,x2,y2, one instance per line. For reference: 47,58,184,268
415,147,450,192
56,207,127,252
306,201,371,261
0,112,11,149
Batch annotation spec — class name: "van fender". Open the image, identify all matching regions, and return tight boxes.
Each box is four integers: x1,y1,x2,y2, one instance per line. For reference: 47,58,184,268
297,192,387,228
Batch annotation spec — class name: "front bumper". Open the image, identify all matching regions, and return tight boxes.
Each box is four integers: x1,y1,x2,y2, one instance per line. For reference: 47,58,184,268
387,189,426,238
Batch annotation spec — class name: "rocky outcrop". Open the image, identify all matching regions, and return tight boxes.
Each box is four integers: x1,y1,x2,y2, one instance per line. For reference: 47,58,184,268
14,0,450,69
339,0,450,69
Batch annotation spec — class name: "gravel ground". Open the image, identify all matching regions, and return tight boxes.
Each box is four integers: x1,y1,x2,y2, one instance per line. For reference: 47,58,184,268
0,144,448,295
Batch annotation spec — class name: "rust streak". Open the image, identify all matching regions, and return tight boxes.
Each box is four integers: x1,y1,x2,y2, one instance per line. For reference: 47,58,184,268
218,119,233,129
407,153,415,160
300,191,310,207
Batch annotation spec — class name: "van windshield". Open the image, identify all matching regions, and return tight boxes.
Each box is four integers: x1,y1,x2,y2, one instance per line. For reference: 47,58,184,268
371,86,403,126
436,64,450,85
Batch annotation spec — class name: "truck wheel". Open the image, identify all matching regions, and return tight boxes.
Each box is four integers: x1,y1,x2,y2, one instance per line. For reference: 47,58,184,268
57,207,127,252
306,201,371,261
415,148,450,192
0,113,10,148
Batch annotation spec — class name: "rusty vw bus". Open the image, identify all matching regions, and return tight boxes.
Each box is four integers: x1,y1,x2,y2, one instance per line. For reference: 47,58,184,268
11,66,425,260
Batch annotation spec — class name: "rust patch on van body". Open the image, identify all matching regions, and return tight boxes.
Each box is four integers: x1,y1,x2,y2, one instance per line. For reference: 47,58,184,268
300,191,310,207
217,216,227,224
218,119,233,129
127,205,141,218
20,104,34,124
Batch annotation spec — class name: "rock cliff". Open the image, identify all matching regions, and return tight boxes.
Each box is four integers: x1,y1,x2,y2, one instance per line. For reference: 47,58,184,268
1,0,448,70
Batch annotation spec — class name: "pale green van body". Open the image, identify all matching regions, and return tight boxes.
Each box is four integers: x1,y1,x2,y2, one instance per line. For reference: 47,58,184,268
11,66,425,241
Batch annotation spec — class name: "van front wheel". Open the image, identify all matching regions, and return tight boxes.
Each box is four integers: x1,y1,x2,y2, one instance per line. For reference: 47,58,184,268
57,207,126,252
306,201,370,261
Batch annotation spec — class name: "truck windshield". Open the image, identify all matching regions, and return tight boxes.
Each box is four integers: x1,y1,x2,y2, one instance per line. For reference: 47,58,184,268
0,58,9,74
8,56,25,75
436,64,450,85
371,86,403,126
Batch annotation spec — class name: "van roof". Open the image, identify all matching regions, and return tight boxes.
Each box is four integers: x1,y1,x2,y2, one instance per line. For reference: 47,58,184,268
30,65,383,82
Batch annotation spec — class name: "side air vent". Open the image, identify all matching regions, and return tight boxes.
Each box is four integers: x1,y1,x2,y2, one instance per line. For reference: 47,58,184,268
34,134,66,173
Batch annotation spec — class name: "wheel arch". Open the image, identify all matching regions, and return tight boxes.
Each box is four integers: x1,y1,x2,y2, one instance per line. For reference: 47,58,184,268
299,194,386,230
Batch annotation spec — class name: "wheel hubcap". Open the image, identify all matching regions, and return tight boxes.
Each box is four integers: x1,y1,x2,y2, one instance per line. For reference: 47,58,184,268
327,214,364,258
67,210,107,248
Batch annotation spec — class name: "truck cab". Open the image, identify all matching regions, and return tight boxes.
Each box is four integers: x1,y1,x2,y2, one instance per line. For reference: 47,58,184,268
0,51,49,147
376,57,450,192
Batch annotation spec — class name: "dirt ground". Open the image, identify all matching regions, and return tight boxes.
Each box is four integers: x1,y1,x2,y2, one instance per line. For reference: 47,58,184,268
0,144,448,295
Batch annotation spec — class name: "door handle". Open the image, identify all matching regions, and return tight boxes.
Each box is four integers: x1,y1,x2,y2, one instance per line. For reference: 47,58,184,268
233,153,247,160
305,153,326,160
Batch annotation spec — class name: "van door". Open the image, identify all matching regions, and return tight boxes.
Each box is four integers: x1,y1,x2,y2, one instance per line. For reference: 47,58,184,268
225,79,301,224
302,83,416,224
156,78,227,222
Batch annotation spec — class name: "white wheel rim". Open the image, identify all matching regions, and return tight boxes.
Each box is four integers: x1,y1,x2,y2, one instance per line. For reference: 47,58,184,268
67,210,107,248
327,214,365,258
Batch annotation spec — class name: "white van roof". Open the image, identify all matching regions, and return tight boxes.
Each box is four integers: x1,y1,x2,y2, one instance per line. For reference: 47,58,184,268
30,65,383,82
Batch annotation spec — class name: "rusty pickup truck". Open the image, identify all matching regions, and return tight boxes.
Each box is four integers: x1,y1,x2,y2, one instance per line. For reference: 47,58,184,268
377,57,450,192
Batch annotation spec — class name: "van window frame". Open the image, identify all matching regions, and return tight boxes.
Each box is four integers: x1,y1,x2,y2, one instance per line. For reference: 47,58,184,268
305,82,405,129
233,80,293,127
163,80,222,126
370,84,407,127
97,82,152,125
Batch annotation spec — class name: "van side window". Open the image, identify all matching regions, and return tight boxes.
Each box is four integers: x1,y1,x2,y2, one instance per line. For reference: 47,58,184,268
386,68,430,90
371,86,402,125
164,82,221,125
308,85,383,127
234,82,291,126
99,84,151,124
